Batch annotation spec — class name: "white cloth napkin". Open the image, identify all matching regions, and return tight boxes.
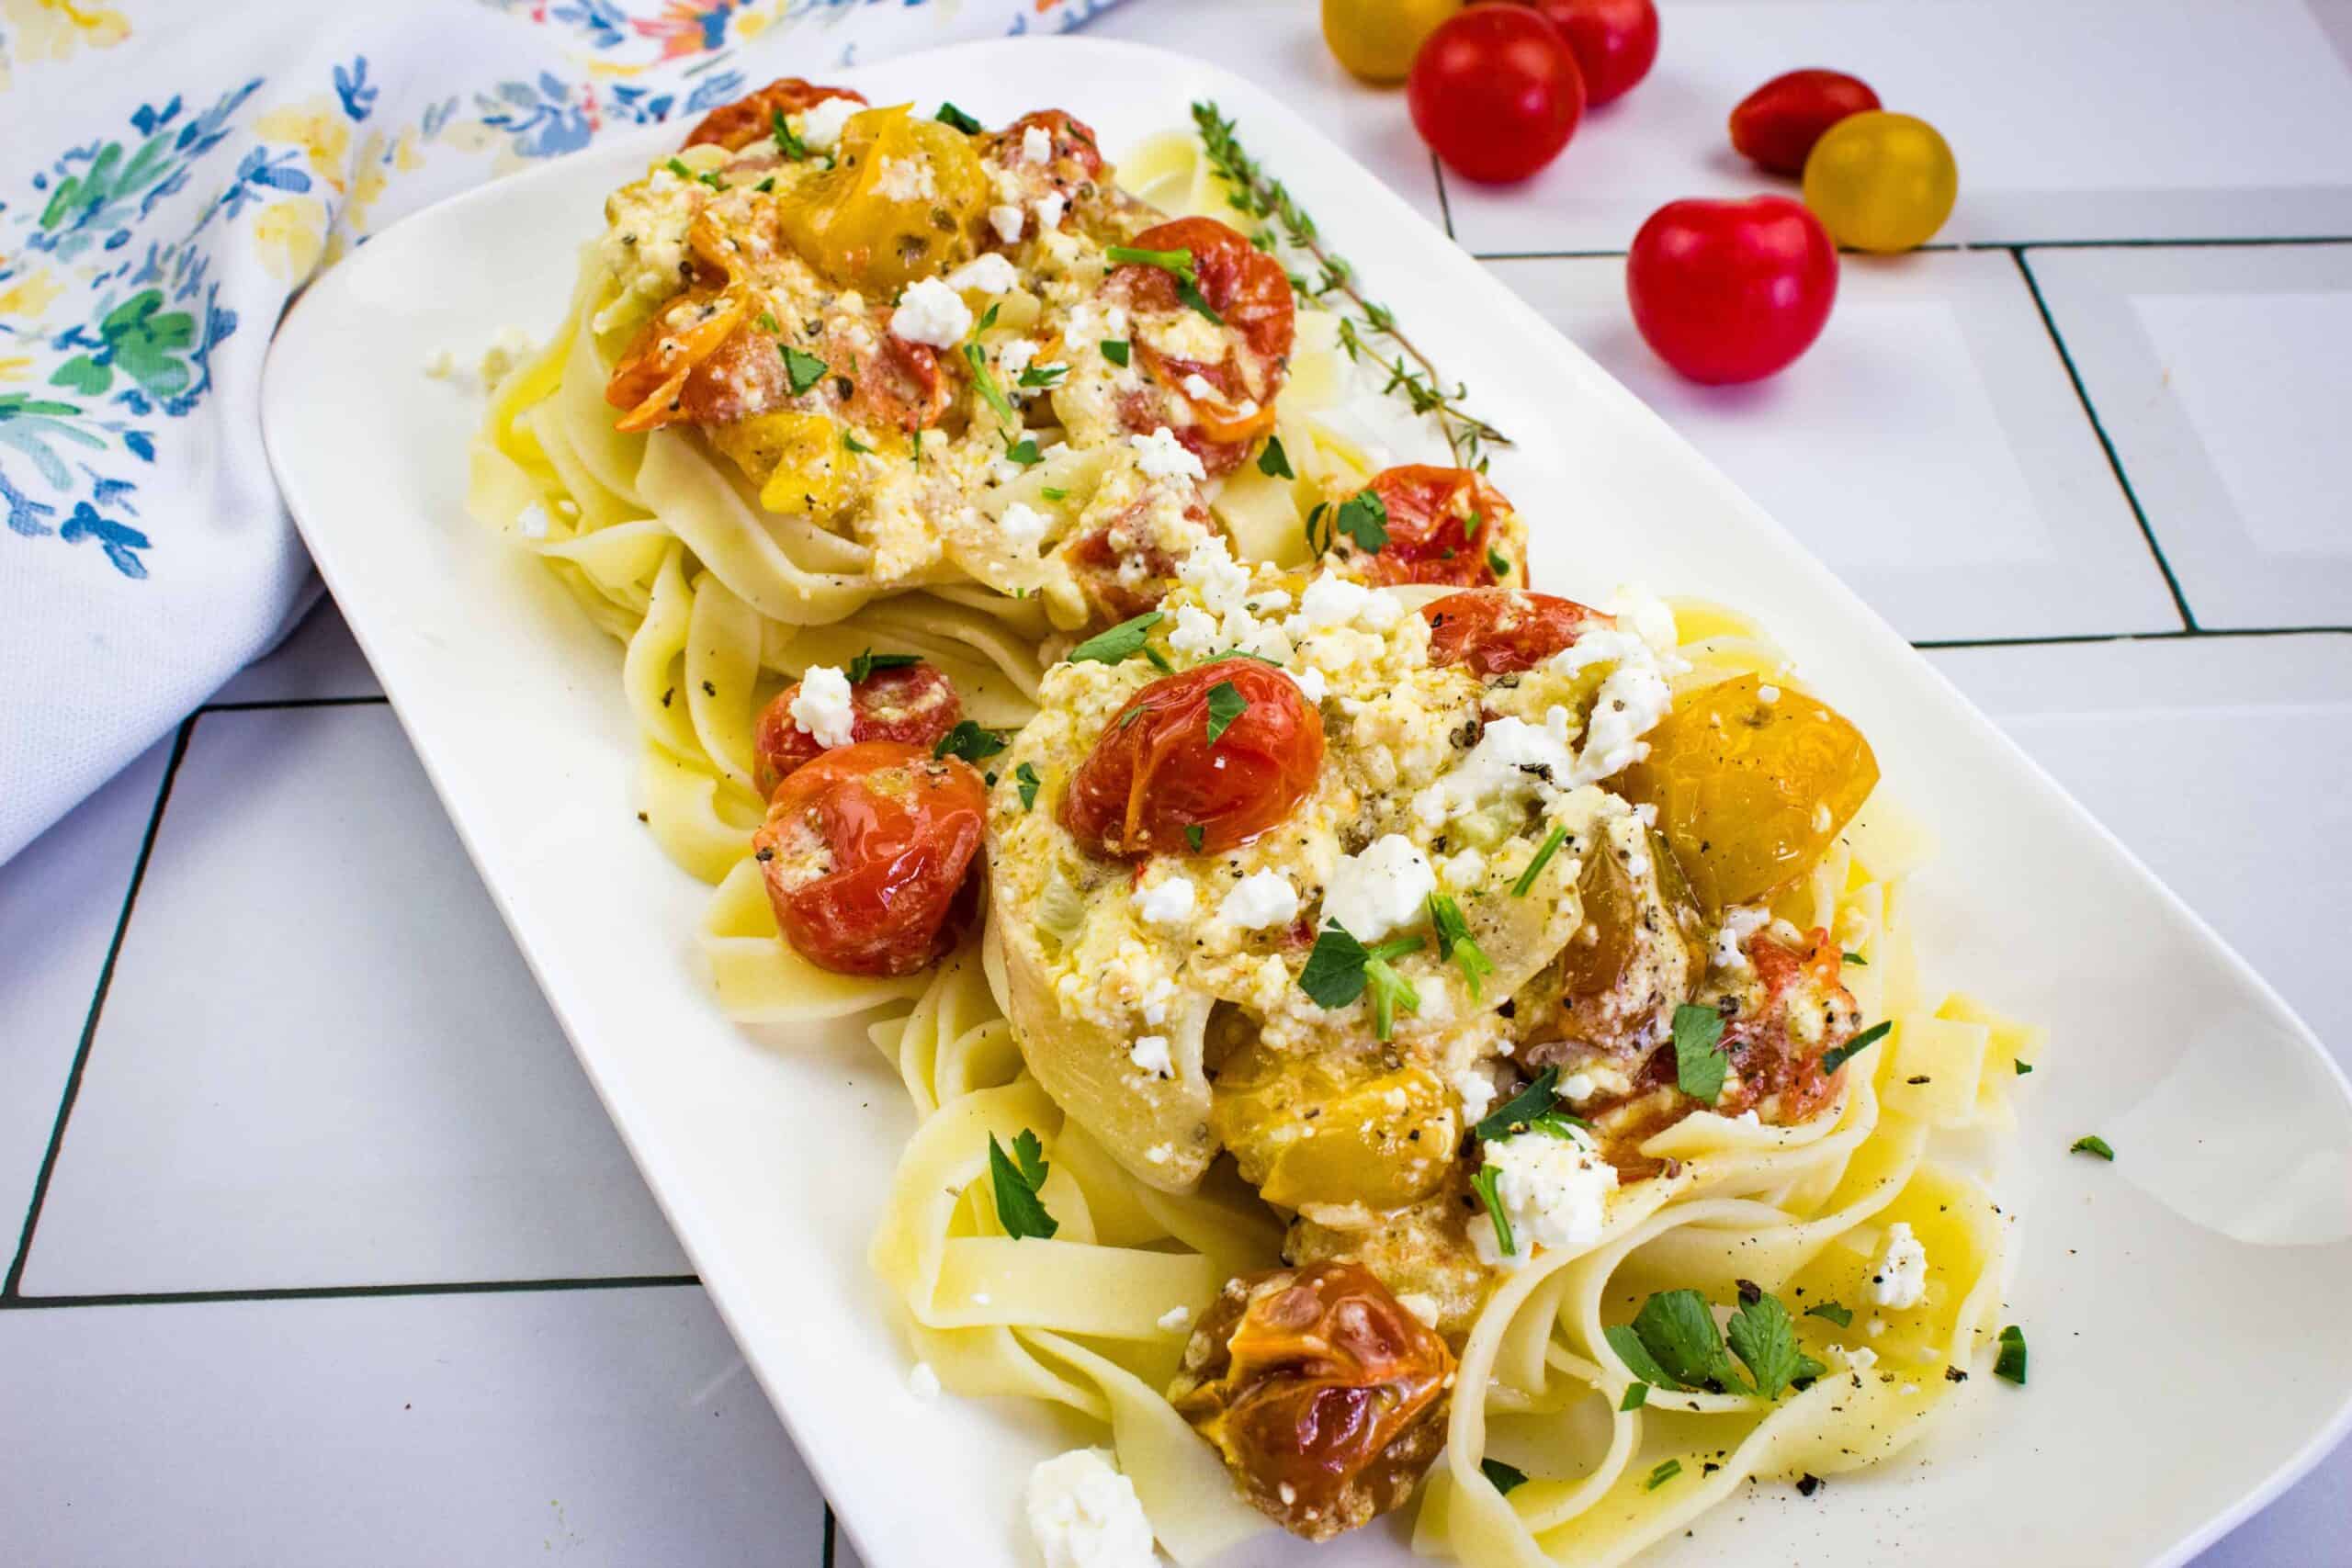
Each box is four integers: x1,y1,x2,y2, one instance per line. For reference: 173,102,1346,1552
0,0,1126,865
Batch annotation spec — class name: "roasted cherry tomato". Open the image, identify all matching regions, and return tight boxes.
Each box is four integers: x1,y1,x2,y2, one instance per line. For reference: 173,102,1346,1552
1720,929,1859,1122
1110,217,1295,477
1803,110,1959,254
1513,0,1658,106
752,740,985,976
1171,1262,1455,1541
1330,466,1522,589
1408,6,1584,184
777,106,989,289
1322,0,1463,85
980,109,1104,240
1421,588,1608,675
1729,69,1881,175
1059,659,1324,858
847,315,952,432
682,78,866,151
1209,1043,1458,1212
752,661,962,796
1066,524,1180,625
1626,195,1837,385
1612,672,1878,914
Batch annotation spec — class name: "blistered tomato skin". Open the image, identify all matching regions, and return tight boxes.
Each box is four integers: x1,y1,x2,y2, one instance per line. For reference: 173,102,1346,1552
1408,6,1585,185
1110,217,1295,476
1421,589,1610,675
753,740,986,976
1729,70,1881,175
1336,466,1522,589
1626,196,1838,385
682,78,866,151
1803,110,1960,254
1612,672,1879,914
1059,659,1324,859
752,662,963,796
1519,0,1659,106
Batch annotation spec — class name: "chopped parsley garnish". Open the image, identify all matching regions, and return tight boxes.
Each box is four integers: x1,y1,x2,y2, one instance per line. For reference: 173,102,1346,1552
782,344,831,396
1803,1301,1854,1329
911,429,922,466
1015,761,1042,812
665,156,697,180
842,432,875,455
1607,1287,1824,1401
1487,545,1511,579
1475,1066,1560,1145
1297,921,1423,1039
1004,437,1043,466
1257,435,1294,480
964,342,1017,423
757,311,781,333
769,109,808,162
1510,823,1569,897
2014,1058,2034,1075
1464,509,1485,539
1017,362,1068,389
1470,1166,1513,1258
1841,950,1869,966
976,301,1001,333
1619,1382,1647,1411
846,649,919,683
987,1130,1058,1240
1332,487,1389,553
1101,339,1131,367
934,101,983,135
1101,244,1222,322
933,720,1008,764
1067,611,1163,665
1478,1458,1527,1495
1143,645,1174,674
1994,1324,2028,1384
1184,823,1205,852
1204,681,1248,743
1040,486,1068,502
1671,1002,1729,1105
753,175,775,194
1426,893,1494,998
1818,1020,1891,1077
1303,500,1329,554
2070,1134,2115,1161
1645,1460,1682,1492
1724,1291,1819,1399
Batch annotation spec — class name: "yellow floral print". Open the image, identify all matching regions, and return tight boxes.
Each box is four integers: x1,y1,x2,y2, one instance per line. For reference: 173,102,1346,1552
251,197,328,283
0,0,130,89
254,96,355,195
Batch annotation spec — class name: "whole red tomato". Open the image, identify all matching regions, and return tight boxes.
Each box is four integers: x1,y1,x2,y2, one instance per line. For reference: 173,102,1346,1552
1421,589,1610,675
1408,6,1584,184
1626,196,1838,384
1729,70,1882,175
1510,0,1657,106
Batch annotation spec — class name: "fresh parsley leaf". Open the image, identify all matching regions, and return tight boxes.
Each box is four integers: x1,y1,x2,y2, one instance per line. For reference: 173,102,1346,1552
2014,1058,2034,1076
757,311,781,334
1619,1382,1648,1411
753,175,775,193
1297,923,1422,1038
666,156,697,180
782,344,831,395
1524,1111,1591,1139
1511,824,1569,897
911,428,922,466
1332,487,1389,553
1479,1458,1527,1495
2070,1134,2115,1161
1101,339,1131,367
964,342,1017,423
846,649,919,683
1464,509,1485,540
1257,434,1294,479
1672,1003,1729,1105
933,720,1008,764
1304,500,1330,554
1015,761,1042,812
1475,1066,1561,1145
1067,611,1163,665
935,101,983,135
1487,545,1511,579
1470,1165,1513,1258
1803,1301,1854,1329
1426,893,1494,999
1040,486,1069,502
1841,950,1869,966
1725,1292,1817,1400
770,109,807,162
1204,681,1248,744
976,301,1001,333
1819,1020,1892,1077
987,1130,1059,1240
842,432,875,455
1363,941,1421,1039
1143,645,1174,674
1631,1289,1749,1394
1105,243,1195,271
1175,273,1225,324
1016,361,1069,389
1004,437,1043,466
1645,1460,1682,1492
1184,823,1205,852
1603,1324,1685,1391
1994,1324,2028,1384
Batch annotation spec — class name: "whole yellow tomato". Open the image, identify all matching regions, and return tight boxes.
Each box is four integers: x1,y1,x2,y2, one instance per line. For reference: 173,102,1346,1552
1802,110,1958,254
1323,0,1464,85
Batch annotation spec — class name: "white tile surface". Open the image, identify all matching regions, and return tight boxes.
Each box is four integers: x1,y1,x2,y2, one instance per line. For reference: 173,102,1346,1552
18,705,689,1295
0,1284,825,1567
1489,250,2181,641
0,737,170,1258
210,595,385,705
1086,0,1449,232
2023,243,2352,630
1442,0,2352,255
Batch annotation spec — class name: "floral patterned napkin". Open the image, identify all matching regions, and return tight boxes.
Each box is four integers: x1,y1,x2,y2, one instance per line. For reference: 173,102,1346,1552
0,0,1125,865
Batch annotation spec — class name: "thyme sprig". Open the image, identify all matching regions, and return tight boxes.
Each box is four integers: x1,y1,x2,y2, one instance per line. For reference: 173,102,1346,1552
1190,100,1512,468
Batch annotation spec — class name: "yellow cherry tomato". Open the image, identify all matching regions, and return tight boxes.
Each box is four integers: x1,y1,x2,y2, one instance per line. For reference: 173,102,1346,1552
1322,0,1464,85
1802,110,1959,254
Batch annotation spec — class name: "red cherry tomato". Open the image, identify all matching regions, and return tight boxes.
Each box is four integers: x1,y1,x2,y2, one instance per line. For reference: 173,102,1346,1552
1715,929,1855,1122
752,661,963,796
1408,7,1585,185
1729,69,1882,175
982,110,1104,240
1511,0,1657,106
1421,589,1610,675
1626,196,1838,385
752,740,986,976
1339,466,1522,589
1059,660,1325,858
1109,217,1295,477
683,78,866,151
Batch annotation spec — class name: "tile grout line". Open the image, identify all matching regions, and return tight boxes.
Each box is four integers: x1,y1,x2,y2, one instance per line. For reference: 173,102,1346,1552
3,714,199,1300
2007,245,2199,633
1469,233,2352,263
1914,625,2350,651
822,1506,836,1568
0,1274,704,1311
201,694,390,714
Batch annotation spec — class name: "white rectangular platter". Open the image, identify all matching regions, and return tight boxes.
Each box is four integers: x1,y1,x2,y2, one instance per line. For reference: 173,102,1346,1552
260,37,2352,1568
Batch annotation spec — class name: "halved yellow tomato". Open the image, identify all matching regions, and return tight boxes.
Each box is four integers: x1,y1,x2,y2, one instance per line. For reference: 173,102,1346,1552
1210,1041,1457,1213
777,106,989,288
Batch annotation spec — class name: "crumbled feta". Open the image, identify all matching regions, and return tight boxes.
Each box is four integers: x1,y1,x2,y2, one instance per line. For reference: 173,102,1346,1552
1167,604,1221,656
1138,976,1176,1026
1840,1346,1879,1373
1026,1450,1157,1568
1157,1305,1193,1335
1865,1316,1886,1338
1453,1066,1498,1126
909,1361,941,1400
944,252,1020,295
1001,502,1048,550
1870,1222,1929,1309
988,203,1027,244
1289,667,1328,704
515,502,551,540
1604,582,1680,656
799,96,859,152
1413,710,1577,827
1291,573,1403,634
1396,1292,1442,1329
1130,1034,1173,1078
1560,1072,1596,1101
1322,834,1435,943
1219,870,1299,931
1022,125,1054,164
1133,875,1197,926
1548,627,1679,784
789,665,856,748
1035,191,1068,230
1131,425,1206,482
1176,536,1250,614
1474,1124,1619,1267
875,155,936,203
1758,684,1781,705
1181,372,1218,402
889,276,973,348
998,338,1040,380
1713,905,1771,971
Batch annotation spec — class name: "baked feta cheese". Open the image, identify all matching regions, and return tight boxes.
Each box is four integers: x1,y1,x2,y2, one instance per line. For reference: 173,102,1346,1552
1218,869,1299,931
944,252,1020,295
889,276,973,348
788,665,856,748
1130,1034,1173,1078
1322,834,1435,943
1870,1222,1929,1309
1026,1449,1158,1568
798,96,859,152
1132,875,1197,927
1022,124,1054,164
1130,425,1206,482
1474,1124,1619,1267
